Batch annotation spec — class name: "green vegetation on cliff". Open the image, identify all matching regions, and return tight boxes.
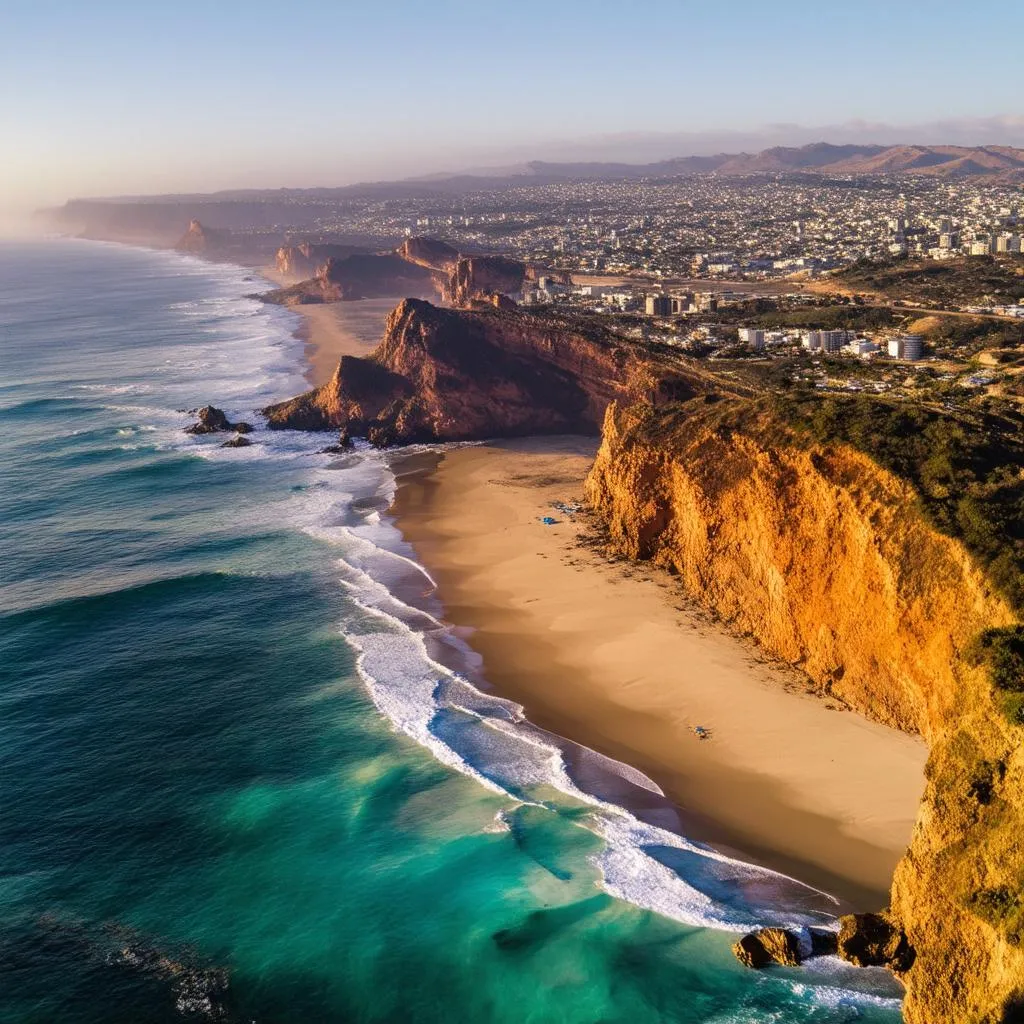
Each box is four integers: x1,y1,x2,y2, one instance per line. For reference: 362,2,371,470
734,394,1024,616
969,626,1024,724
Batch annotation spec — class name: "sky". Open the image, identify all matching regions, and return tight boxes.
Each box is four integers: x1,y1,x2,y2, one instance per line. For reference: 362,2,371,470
2,0,1023,219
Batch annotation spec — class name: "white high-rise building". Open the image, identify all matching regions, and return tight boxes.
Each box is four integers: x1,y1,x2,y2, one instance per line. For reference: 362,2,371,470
888,335,924,360
738,328,766,350
820,330,847,353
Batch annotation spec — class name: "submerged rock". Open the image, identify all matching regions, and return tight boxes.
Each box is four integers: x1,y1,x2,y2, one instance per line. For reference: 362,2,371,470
185,406,253,435
220,435,252,448
838,912,915,973
319,428,354,454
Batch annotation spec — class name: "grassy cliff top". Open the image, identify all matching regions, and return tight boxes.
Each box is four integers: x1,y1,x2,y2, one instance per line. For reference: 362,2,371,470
643,391,1024,617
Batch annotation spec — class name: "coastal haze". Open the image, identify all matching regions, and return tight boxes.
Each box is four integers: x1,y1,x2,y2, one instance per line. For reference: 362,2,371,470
4,3,1024,1024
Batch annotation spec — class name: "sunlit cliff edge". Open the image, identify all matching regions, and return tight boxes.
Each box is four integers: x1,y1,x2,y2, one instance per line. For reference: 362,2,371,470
586,398,1023,1024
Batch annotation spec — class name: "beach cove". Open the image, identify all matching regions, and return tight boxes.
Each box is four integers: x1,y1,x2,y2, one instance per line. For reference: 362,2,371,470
295,296,928,909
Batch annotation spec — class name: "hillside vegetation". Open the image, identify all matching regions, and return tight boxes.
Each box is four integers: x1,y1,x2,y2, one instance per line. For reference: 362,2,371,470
823,255,1024,308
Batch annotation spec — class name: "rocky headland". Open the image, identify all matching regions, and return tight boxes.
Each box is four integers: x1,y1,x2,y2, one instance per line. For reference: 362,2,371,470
262,298,700,442
260,235,569,309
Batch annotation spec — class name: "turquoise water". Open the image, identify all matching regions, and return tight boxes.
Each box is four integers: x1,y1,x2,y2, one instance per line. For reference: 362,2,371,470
0,239,902,1022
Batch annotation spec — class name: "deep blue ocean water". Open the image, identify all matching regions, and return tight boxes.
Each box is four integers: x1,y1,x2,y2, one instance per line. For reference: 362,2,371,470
0,239,903,1022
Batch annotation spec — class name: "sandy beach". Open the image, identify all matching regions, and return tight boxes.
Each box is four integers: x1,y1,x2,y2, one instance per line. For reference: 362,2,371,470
392,438,927,909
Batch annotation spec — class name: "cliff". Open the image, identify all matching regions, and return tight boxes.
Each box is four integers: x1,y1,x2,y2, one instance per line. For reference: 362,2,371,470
175,219,228,254
262,299,698,441
442,255,528,305
585,398,1024,1024
274,242,369,280
263,236,568,308
260,253,438,305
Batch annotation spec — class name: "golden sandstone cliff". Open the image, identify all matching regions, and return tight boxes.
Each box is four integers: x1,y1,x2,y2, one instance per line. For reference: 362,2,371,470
585,399,1023,1024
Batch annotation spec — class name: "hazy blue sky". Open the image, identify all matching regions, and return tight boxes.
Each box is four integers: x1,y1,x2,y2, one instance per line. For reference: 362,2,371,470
3,0,1023,215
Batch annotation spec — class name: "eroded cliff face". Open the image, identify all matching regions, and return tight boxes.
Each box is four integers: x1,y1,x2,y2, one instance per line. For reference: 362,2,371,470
274,242,367,280
397,236,461,275
261,254,439,305
262,298,697,442
442,256,528,305
586,401,1024,1024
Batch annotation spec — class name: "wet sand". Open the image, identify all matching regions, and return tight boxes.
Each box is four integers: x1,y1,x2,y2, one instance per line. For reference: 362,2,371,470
391,437,927,909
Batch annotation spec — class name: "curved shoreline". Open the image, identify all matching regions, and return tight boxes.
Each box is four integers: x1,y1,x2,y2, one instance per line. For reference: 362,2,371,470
387,438,926,909
296,294,926,908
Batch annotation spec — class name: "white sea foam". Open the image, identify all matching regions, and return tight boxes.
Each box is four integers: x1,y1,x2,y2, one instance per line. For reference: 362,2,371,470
298,456,840,935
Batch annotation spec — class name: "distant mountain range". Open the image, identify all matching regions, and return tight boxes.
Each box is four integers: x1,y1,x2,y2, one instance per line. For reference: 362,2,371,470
513,143,1024,182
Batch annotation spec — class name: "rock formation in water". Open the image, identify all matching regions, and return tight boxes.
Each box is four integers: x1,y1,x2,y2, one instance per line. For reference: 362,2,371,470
262,299,698,441
732,928,803,968
184,406,252,435
585,398,1024,1024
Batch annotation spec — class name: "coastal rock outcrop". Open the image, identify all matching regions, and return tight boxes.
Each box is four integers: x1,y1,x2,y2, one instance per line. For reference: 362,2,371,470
274,242,368,280
732,927,838,968
184,406,252,435
837,912,914,973
585,399,1024,1024
262,299,698,441
261,253,438,305
175,219,229,254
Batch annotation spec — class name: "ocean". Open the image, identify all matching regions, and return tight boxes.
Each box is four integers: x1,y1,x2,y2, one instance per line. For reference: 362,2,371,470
0,238,903,1023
